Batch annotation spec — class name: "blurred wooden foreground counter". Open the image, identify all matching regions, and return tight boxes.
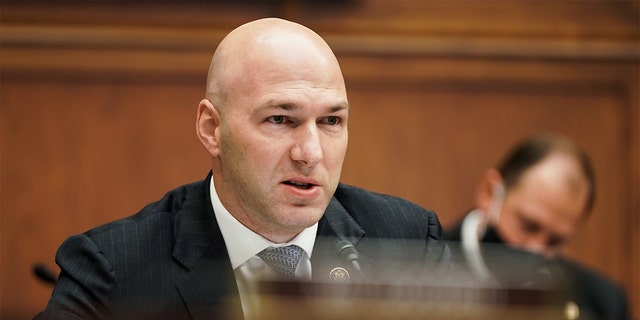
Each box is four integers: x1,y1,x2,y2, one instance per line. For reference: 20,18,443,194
249,280,573,320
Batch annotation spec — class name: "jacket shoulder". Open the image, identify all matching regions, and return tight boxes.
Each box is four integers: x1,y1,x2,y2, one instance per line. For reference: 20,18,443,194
85,178,206,237
334,183,429,212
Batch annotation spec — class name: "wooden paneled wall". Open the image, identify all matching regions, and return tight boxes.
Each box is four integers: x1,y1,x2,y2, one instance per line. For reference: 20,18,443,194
1,1,638,318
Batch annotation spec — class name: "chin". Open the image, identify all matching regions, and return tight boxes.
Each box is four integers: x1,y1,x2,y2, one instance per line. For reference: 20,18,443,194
282,208,324,226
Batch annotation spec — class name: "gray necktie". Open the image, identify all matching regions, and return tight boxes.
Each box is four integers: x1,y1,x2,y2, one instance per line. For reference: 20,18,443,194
257,245,304,280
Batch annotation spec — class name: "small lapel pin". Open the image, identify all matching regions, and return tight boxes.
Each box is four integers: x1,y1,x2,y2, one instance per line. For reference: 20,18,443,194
329,267,350,282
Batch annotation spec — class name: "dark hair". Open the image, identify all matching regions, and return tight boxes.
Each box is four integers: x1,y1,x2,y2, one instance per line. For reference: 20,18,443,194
497,133,596,213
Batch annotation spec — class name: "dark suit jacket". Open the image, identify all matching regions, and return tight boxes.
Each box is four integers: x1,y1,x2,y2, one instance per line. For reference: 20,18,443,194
445,215,631,320
35,174,450,320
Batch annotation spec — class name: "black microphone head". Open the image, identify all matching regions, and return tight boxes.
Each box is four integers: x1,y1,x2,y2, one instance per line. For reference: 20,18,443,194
336,240,354,251
33,263,58,285
336,240,359,262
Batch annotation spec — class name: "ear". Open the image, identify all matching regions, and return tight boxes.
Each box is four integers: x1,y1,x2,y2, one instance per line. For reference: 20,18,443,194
474,168,504,217
196,99,221,157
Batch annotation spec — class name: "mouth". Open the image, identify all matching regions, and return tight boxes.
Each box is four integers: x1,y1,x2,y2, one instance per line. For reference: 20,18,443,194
283,180,316,190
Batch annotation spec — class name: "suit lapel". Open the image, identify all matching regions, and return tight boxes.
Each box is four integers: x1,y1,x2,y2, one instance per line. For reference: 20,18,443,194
312,196,367,282
172,174,243,320
175,241,243,320
318,197,366,243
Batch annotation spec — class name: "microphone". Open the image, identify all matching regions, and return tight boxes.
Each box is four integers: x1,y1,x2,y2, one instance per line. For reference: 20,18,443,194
33,263,58,285
336,240,365,280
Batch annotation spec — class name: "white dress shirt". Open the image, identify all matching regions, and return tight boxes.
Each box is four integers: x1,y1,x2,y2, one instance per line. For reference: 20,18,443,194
209,176,318,318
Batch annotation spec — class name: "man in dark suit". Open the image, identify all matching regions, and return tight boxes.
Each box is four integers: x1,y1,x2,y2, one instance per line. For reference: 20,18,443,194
35,18,450,319
444,133,630,320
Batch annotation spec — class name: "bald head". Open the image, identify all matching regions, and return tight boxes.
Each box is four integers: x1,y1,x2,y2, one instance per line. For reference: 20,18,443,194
206,18,345,110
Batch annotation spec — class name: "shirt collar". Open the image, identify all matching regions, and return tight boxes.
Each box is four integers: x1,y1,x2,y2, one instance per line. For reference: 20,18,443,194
209,175,317,269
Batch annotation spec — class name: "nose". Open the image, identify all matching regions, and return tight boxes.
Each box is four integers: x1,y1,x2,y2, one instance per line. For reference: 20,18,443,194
290,124,323,167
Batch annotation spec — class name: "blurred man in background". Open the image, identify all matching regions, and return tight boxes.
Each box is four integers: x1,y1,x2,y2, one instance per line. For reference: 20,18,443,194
445,133,630,320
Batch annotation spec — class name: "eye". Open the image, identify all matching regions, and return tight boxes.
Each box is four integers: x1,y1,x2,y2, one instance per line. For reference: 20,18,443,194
267,115,287,124
514,210,540,234
547,235,564,248
520,217,540,234
320,116,341,125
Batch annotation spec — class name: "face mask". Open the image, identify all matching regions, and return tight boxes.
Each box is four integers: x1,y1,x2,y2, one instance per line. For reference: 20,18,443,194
488,183,505,225
482,224,505,243
460,182,506,281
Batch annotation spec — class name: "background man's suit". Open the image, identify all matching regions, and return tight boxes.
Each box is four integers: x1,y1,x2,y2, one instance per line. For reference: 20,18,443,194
35,173,451,319
445,218,630,320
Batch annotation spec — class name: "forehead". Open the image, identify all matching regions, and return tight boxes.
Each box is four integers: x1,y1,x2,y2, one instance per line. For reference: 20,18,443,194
254,80,348,110
249,46,343,89
231,54,347,111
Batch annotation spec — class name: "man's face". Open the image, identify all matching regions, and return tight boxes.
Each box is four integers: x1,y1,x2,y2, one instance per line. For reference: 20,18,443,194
213,39,349,241
494,154,589,257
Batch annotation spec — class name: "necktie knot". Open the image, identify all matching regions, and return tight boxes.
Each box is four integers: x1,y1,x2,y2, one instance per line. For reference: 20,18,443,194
257,245,304,280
